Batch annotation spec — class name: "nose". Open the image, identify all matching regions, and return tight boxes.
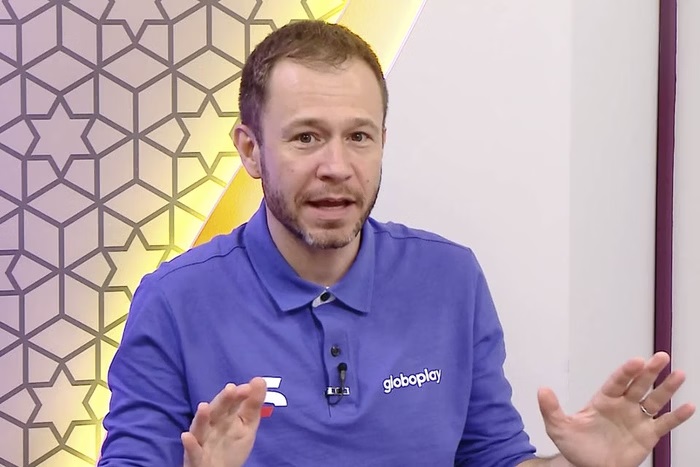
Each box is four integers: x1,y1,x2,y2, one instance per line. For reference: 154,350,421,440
316,138,353,181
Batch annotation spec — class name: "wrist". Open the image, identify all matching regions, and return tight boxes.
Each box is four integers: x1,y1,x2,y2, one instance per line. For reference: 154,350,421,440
521,454,574,467
549,454,574,467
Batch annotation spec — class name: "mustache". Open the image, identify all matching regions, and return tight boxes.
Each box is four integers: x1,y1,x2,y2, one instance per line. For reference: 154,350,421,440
298,188,363,203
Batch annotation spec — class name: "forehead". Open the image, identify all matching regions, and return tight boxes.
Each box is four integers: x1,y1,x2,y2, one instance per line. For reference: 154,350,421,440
262,58,384,127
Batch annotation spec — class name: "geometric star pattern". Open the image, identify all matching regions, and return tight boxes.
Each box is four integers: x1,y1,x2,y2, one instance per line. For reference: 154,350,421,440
0,0,347,464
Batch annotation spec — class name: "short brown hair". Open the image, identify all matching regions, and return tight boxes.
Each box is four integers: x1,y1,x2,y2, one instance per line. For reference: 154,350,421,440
239,20,388,142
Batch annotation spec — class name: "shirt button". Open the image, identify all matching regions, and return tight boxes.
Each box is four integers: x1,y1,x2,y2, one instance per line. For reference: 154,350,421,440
320,291,331,302
330,345,341,357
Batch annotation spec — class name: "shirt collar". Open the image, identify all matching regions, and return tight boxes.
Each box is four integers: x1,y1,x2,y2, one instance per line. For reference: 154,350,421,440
243,202,375,314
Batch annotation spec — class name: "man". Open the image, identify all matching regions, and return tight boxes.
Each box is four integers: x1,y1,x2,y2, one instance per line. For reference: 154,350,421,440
98,20,695,466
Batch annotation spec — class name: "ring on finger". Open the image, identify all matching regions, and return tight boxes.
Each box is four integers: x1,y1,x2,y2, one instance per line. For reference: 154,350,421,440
639,399,657,418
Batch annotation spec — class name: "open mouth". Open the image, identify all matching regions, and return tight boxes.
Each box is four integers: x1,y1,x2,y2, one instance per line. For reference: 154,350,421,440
307,198,355,209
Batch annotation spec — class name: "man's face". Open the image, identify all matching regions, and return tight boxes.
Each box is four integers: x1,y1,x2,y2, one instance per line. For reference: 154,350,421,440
257,58,385,249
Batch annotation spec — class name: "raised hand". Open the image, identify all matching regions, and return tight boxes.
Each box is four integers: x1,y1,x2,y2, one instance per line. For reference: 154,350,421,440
182,377,267,467
538,352,695,467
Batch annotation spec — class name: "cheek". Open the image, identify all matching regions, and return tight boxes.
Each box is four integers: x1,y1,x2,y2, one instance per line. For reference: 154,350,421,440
263,154,296,184
277,166,317,200
358,162,381,186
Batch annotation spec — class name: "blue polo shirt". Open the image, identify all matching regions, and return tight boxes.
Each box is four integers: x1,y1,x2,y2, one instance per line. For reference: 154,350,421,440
99,203,536,466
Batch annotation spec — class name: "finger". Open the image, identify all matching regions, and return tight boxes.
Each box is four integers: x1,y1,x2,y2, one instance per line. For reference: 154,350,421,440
641,370,687,415
654,403,696,437
208,383,242,424
236,377,267,425
599,357,645,398
624,352,671,402
181,431,203,467
537,387,567,434
189,402,211,442
210,381,263,425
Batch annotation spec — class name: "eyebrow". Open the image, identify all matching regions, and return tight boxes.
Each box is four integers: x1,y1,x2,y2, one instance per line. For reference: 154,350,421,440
281,117,382,135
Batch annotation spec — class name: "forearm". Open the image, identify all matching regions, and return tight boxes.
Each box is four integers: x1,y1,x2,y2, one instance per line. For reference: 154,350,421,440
518,455,573,467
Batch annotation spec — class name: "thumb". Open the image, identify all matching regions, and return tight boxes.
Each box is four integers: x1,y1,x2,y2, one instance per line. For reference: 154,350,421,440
538,387,567,430
182,431,203,467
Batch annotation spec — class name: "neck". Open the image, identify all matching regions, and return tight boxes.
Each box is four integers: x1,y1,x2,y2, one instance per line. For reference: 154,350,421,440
266,208,361,286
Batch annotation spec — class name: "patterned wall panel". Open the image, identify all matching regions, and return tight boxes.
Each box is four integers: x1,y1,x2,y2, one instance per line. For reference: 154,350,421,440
0,1,348,465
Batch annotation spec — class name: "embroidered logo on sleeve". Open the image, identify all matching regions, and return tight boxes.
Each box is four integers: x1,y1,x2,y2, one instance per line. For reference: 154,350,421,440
261,377,287,417
382,368,442,394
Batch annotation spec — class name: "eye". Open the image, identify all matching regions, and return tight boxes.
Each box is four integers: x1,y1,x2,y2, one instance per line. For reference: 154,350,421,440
296,133,314,144
350,132,369,142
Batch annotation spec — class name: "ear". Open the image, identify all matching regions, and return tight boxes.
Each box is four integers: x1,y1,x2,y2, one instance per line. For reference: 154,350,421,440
232,123,262,179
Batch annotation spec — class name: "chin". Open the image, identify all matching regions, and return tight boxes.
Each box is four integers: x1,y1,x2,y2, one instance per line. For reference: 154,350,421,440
301,227,360,250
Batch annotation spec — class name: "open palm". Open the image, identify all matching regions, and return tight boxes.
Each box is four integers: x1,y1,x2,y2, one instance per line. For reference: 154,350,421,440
182,378,267,467
539,352,695,467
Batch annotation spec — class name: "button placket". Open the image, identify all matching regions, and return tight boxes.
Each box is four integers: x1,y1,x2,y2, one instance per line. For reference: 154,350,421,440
312,297,356,412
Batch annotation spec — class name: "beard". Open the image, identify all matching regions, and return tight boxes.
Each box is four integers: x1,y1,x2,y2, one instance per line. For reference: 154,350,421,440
260,155,380,250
